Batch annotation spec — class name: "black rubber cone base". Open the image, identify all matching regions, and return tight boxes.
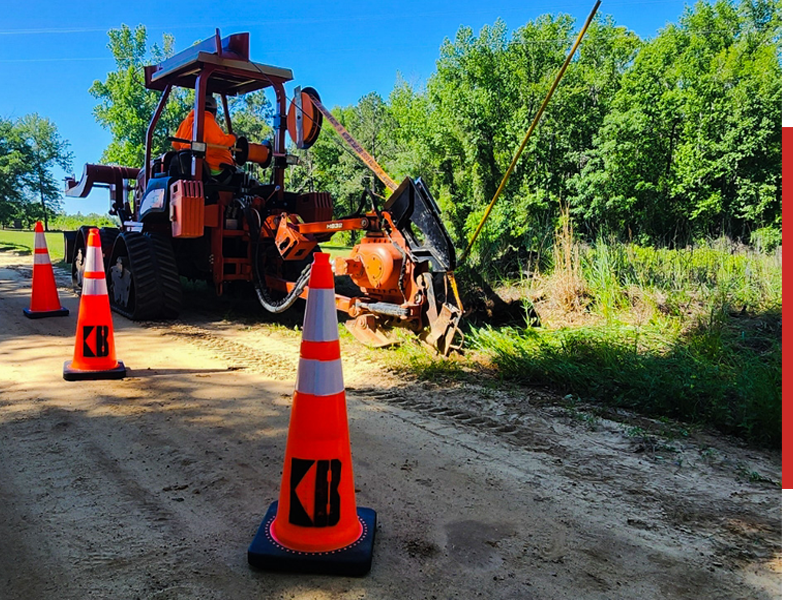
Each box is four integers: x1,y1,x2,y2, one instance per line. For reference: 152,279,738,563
63,360,126,381
248,501,377,576
23,306,69,319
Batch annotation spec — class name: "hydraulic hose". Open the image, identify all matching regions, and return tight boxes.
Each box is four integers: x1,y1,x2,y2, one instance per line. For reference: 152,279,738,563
243,202,312,313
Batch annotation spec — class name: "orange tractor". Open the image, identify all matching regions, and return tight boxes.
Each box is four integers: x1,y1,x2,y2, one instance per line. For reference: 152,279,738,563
64,31,462,353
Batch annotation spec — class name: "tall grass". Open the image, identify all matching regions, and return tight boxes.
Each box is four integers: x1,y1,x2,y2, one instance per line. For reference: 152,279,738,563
472,308,780,445
548,206,586,313
470,224,782,447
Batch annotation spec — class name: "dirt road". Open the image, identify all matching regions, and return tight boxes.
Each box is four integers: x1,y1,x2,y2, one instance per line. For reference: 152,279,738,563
0,251,781,599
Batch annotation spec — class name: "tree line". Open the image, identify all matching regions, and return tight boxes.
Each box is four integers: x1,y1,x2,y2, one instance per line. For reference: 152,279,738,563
298,0,781,264
6,1,778,260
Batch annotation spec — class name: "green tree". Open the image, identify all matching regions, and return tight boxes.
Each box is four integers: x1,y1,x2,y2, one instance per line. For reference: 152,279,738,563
310,4,780,264
0,118,30,227
0,116,73,229
90,24,191,168
228,89,274,181
388,15,639,264
229,89,273,143
575,0,782,243
16,114,73,231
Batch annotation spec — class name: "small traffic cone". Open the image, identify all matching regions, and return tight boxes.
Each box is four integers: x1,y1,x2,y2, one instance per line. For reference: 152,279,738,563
248,252,376,576
23,221,69,319
63,228,125,381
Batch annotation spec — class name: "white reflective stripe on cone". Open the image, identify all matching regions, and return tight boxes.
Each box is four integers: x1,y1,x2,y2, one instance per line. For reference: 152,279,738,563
84,246,103,274
295,357,344,396
302,287,338,342
33,253,51,265
34,234,47,250
82,277,108,297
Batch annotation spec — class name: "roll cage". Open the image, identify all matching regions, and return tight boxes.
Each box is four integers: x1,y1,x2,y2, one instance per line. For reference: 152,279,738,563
142,29,293,191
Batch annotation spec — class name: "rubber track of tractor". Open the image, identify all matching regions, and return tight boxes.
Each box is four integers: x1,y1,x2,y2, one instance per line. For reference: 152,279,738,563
98,227,119,267
144,233,183,319
112,232,182,321
113,232,162,320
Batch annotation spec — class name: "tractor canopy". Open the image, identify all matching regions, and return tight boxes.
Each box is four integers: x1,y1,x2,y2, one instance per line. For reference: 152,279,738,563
143,32,293,95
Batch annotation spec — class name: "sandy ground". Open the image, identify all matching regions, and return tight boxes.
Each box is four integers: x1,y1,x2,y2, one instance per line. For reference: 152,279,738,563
0,250,782,599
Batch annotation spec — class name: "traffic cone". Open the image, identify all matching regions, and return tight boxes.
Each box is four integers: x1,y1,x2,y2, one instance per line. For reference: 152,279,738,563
63,228,126,381
23,221,69,319
248,252,376,576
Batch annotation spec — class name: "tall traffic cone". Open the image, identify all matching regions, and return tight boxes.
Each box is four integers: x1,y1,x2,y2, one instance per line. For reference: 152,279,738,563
248,252,376,576
63,228,126,381
23,221,69,318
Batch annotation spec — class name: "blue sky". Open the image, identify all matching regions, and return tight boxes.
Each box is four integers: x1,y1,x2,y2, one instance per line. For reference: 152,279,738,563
1,0,723,214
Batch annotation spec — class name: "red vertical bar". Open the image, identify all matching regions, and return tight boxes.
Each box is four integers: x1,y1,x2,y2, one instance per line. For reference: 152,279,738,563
784,126,793,490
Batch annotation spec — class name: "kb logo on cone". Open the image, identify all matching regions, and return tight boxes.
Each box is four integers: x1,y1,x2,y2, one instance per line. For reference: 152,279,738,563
63,228,126,381
82,325,111,358
289,458,342,527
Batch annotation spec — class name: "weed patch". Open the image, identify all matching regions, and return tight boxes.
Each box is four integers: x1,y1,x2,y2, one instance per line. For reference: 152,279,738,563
442,227,782,447
471,307,780,447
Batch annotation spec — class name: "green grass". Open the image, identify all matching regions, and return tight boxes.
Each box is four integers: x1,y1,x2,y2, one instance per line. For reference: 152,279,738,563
0,227,353,266
477,239,782,447
0,229,67,263
318,243,353,259
49,213,118,231
471,311,781,446
383,331,472,381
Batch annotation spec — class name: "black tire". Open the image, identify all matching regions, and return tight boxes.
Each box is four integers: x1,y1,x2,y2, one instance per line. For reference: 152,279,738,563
63,230,77,270
106,231,183,320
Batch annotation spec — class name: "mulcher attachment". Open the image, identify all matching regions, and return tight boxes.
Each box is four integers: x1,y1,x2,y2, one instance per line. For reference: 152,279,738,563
383,177,462,354
385,177,456,273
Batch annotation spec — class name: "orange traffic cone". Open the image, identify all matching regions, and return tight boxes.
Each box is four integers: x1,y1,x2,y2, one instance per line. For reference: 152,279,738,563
63,228,126,381
248,252,376,576
23,221,69,319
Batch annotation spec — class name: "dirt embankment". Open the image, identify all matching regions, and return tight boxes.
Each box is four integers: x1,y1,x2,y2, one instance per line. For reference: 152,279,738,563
0,251,781,599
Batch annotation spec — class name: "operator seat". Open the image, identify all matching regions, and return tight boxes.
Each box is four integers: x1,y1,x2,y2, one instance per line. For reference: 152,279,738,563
169,150,240,186
170,150,207,179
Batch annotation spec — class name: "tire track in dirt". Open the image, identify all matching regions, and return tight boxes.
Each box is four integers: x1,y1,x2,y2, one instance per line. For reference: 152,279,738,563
48,257,790,594
349,383,781,585
116,294,786,584
350,386,570,459
137,321,298,380
1,251,782,599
